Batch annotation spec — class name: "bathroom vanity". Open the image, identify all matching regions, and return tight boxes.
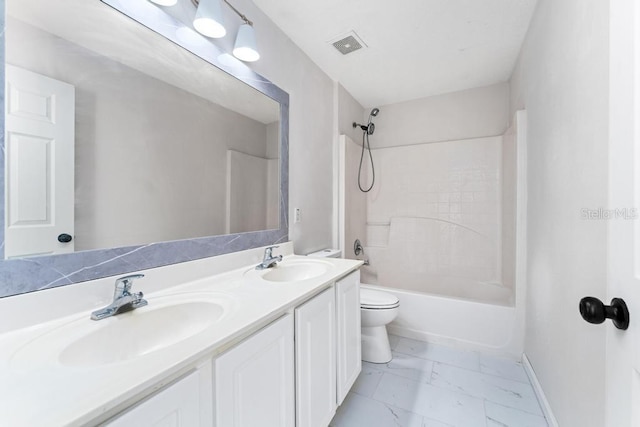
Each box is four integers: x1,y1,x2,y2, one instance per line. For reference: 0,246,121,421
0,243,362,426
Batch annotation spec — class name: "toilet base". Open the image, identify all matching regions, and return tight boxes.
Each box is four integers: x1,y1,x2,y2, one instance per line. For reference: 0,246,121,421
361,325,392,363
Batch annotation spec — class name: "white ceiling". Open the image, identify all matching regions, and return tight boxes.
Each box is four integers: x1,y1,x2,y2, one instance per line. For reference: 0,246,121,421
252,0,538,107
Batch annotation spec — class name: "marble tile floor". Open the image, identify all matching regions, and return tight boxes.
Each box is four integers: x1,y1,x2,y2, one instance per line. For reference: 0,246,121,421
330,336,548,427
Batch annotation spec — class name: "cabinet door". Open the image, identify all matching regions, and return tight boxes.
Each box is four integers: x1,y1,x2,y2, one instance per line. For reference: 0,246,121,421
106,367,211,427
295,287,336,427
336,270,361,405
215,314,294,427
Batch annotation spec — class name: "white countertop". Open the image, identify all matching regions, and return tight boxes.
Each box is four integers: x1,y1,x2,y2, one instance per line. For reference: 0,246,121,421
0,245,362,426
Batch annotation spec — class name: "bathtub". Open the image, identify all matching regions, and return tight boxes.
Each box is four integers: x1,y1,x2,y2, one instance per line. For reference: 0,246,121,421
361,283,524,358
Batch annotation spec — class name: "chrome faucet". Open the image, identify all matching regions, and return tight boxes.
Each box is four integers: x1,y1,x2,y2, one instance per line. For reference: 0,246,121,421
256,245,283,270
90,274,148,320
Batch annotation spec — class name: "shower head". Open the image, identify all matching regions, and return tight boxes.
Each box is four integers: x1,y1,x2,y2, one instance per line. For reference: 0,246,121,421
365,107,380,134
353,107,380,135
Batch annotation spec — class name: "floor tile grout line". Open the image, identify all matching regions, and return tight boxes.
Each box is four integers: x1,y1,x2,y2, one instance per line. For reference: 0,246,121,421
369,339,547,422
367,371,483,426
391,348,482,372
432,359,536,387
428,362,546,418
479,360,531,384
338,361,546,426
374,351,535,393
485,400,550,422
389,347,535,388
367,365,386,399
479,369,532,385
483,398,489,427
394,336,531,377
355,392,429,426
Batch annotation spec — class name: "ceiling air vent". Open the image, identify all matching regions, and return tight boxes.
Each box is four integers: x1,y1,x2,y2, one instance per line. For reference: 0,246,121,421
330,31,367,55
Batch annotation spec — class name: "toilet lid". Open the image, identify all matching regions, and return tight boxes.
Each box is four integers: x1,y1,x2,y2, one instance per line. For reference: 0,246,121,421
360,288,400,309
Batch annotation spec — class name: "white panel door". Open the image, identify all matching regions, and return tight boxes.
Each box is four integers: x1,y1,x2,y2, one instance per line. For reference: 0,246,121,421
5,65,75,258
295,287,337,427
106,368,211,427
336,270,361,405
215,314,295,427
606,1,640,425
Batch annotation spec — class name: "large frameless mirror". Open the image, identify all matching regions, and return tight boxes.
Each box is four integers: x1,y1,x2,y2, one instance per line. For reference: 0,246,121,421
0,0,289,297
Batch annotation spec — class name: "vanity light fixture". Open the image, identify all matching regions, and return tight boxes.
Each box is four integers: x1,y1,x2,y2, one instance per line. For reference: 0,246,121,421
233,23,259,62
193,0,226,38
190,0,260,62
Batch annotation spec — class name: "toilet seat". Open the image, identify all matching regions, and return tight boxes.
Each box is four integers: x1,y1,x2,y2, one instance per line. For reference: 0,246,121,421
360,288,399,310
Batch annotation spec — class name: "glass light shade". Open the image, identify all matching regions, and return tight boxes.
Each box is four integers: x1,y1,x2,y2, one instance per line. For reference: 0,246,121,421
148,0,178,5
193,0,226,38
233,24,260,62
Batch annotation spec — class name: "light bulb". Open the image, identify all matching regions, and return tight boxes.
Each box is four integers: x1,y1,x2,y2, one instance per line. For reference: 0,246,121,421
233,24,260,62
193,0,226,38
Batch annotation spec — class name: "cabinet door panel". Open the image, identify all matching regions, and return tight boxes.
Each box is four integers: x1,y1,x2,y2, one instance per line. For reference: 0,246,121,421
215,314,294,427
106,369,206,427
336,270,361,404
295,287,336,427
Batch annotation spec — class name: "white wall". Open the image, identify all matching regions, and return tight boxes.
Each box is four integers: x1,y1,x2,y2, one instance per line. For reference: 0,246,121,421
224,0,336,255
369,82,510,149
334,84,366,252
338,84,366,144
509,0,609,424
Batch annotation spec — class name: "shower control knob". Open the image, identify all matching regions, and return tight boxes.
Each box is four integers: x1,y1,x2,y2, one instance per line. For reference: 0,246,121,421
58,233,73,243
579,296,629,330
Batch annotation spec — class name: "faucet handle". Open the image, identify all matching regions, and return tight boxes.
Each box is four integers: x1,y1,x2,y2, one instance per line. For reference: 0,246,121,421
131,291,148,308
115,274,145,296
265,245,279,257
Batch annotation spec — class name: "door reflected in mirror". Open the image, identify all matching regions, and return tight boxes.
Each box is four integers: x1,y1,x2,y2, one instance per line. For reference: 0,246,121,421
5,0,280,259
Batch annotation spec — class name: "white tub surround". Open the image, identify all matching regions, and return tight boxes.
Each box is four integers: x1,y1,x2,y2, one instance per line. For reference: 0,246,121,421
0,242,362,426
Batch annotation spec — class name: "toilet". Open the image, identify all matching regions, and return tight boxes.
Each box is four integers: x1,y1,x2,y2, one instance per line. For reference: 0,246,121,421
360,288,399,363
307,249,400,364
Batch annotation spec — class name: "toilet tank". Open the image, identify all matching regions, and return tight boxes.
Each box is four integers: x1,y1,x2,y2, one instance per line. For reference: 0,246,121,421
307,248,342,258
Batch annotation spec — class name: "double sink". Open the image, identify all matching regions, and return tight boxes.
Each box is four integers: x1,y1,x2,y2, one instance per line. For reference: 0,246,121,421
10,258,332,368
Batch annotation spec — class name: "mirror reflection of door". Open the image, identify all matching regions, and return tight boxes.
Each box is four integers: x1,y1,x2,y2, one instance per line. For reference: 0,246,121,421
4,65,75,258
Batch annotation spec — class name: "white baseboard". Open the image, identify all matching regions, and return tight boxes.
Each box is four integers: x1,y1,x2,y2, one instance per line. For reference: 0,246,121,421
522,353,559,427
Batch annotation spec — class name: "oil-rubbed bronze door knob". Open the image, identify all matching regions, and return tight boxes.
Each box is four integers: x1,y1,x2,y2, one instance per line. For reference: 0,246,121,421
57,233,73,243
579,296,629,330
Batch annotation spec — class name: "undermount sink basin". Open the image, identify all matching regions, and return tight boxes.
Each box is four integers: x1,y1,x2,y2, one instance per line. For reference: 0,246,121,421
252,259,332,283
11,293,231,368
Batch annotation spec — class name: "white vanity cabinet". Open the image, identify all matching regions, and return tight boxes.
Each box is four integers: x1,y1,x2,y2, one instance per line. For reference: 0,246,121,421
295,286,337,427
101,270,361,427
105,365,213,427
214,313,295,427
335,270,361,404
